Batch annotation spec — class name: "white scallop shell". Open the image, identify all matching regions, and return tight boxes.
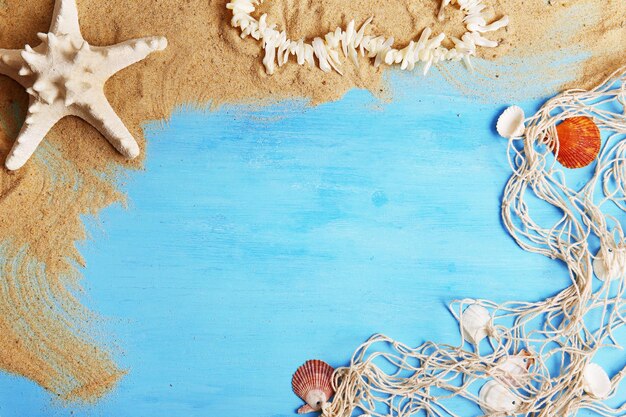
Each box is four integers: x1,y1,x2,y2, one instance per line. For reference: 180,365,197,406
460,304,491,345
479,380,521,414
496,105,526,139
583,363,612,400
593,245,626,282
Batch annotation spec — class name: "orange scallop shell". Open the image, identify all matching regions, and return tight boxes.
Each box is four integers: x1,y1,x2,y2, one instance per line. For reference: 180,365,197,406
292,360,334,414
552,116,601,169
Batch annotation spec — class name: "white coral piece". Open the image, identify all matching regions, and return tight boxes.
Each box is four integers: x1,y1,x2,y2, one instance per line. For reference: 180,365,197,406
226,0,509,76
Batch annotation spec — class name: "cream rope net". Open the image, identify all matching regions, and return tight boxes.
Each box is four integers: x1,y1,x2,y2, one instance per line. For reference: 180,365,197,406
322,67,626,417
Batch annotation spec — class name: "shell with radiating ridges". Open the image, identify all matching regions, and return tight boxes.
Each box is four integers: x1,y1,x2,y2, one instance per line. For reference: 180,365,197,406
292,360,335,414
460,304,491,345
583,363,612,400
552,116,601,169
496,105,525,139
479,380,521,414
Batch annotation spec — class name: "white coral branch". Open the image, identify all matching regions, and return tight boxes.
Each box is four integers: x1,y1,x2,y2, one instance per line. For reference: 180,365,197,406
226,0,509,76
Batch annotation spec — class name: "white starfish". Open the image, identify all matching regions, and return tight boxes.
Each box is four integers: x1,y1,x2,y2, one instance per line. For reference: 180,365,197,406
0,0,167,170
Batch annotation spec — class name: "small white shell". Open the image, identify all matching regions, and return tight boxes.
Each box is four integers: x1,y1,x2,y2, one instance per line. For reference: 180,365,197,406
583,363,612,400
496,105,526,139
479,380,521,414
593,245,626,282
460,304,491,345
593,249,611,281
494,351,533,386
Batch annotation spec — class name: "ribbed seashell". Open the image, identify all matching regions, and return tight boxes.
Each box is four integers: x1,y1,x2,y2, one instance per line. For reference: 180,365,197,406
479,380,521,414
583,363,612,400
292,360,335,414
552,116,601,169
593,244,626,282
460,304,491,345
493,350,534,387
496,105,525,139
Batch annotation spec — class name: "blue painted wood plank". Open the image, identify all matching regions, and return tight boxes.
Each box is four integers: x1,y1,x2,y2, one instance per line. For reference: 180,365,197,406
0,72,623,417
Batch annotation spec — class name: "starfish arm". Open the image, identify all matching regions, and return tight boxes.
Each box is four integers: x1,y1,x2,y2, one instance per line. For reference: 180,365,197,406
79,98,140,159
5,99,64,170
50,0,82,37
96,36,167,79
0,49,30,87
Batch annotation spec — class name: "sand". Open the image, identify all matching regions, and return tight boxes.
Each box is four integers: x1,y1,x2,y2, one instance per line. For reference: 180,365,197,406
0,0,623,403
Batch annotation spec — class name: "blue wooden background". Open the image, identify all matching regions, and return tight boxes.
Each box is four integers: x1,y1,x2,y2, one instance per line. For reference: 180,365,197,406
0,70,624,416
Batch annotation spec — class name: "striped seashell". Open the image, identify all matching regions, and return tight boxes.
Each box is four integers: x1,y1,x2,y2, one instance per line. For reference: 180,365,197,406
292,360,335,414
552,116,601,169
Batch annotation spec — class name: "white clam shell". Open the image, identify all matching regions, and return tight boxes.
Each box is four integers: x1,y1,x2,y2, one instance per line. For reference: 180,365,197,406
583,363,612,400
460,304,491,345
593,245,626,282
494,353,532,387
593,249,611,281
496,105,526,139
479,380,521,414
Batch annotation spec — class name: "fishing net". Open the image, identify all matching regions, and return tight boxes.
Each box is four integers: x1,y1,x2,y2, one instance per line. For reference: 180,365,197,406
322,66,626,417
